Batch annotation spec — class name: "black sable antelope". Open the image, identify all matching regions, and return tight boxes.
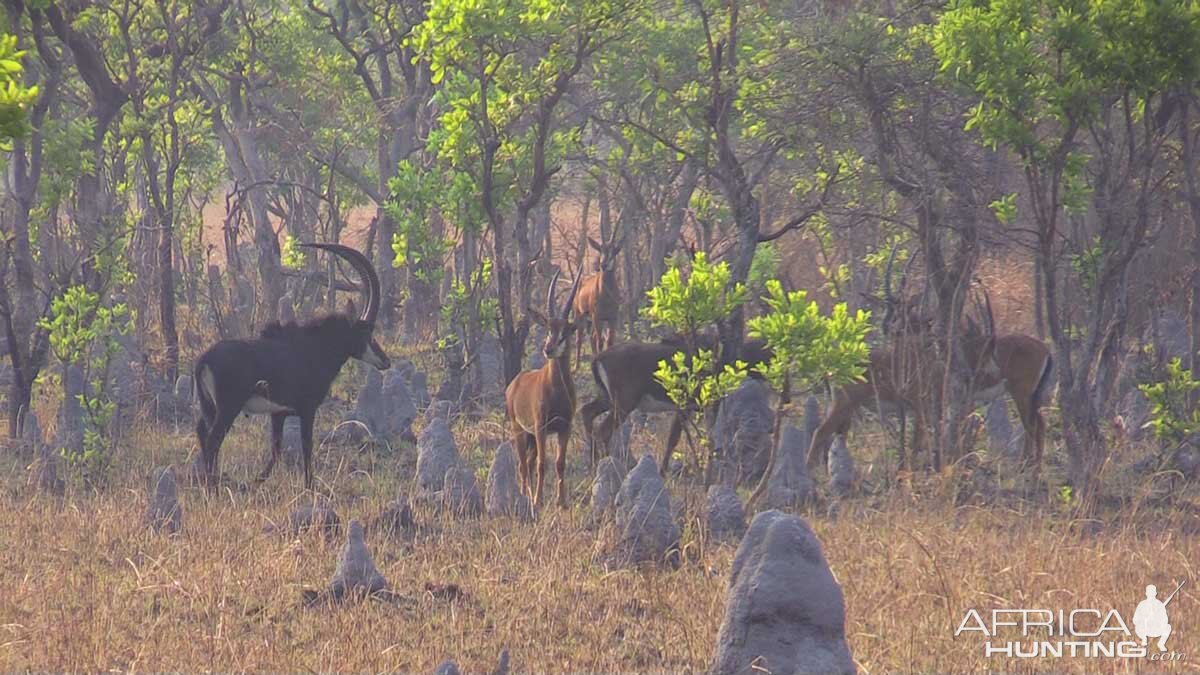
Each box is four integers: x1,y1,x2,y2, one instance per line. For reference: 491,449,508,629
193,244,390,489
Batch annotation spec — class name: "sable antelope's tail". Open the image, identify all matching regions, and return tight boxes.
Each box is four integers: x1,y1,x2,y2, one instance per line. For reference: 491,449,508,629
591,358,612,408
1032,353,1054,410
194,361,218,424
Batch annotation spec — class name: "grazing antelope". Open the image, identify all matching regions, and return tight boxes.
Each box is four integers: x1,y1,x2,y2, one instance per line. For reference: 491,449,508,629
806,291,1053,472
572,228,625,362
579,335,773,472
193,244,390,489
884,283,1053,468
505,269,584,508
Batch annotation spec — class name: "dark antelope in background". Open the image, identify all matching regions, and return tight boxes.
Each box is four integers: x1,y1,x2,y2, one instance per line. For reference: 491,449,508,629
193,244,390,489
579,334,773,473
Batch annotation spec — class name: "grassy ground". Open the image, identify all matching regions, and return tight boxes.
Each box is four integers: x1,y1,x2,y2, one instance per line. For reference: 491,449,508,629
2,404,1200,673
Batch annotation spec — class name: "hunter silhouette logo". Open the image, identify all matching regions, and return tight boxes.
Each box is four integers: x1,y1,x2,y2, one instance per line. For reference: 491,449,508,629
956,580,1186,660
1134,582,1182,652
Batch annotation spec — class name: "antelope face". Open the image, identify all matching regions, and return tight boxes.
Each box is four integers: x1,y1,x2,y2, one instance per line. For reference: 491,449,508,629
588,235,623,273
360,336,391,370
600,245,620,272
963,320,1000,380
351,322,391,370
543,319,576,359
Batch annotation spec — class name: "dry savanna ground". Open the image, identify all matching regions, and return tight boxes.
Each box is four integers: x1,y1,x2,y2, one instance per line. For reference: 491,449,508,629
2,368,1200,673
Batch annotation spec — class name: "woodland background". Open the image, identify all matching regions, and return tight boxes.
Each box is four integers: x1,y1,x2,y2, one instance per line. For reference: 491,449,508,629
0,0,1199,542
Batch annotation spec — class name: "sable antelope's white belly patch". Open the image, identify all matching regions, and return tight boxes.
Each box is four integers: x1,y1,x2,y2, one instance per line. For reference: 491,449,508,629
971,382,1007,406
243,396,293,415
636,394,677,413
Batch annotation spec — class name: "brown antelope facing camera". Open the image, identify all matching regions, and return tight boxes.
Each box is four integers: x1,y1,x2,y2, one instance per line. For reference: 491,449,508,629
505,269,584,508
579,334,773,472
573,227,625,362
806,287,1053,474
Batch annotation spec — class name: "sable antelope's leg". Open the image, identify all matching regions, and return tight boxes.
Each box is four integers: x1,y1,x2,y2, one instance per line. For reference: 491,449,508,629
1033,411,1045,471
680,415,699,457
257,413,287,484
200,408,238,485
195,417,210,462
514,431,532,500
579,398,610,469
555,429,569,508
806,424,834,473
597,402,626,461
1011,391,1042,468
661,413,684,475
299,413,316,491
533,430,548,508
574,325,584,371
1017,401,1047,475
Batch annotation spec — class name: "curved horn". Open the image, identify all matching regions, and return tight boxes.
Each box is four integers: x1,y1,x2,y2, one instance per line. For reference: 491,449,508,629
561,269,584,321
978,280,995,340
607,223,622,248
546,268,561,317
301,243,380,326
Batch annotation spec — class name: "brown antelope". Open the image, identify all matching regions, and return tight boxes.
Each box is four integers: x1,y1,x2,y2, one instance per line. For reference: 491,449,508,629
505,269,584,508
572,228,625,362
806,291,1053,473
579,335,773,472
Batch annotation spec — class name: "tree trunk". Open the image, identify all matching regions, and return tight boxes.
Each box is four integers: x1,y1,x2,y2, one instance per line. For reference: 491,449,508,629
649,159,699,283
200,76,283,323
157,209,178,381
573,195,591,275
1,4,56,436
1060,382,1106,498
1180,96,1200,402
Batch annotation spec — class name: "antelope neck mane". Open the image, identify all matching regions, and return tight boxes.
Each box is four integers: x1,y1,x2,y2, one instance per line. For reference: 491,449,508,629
259,314,357,340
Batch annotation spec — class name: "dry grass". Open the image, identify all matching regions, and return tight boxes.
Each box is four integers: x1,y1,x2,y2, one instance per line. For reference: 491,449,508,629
2,411,1200,673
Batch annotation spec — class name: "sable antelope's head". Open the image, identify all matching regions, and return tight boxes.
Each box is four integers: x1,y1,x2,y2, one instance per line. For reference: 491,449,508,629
529,268,583,360
861,242,931,337
300,243,390,371
962,282,999,379
588,228,626,273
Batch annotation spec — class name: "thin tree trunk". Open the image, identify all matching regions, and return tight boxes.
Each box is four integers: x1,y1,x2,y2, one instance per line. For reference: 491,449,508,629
157,208,178,381
573,195,591,275
1180,96,1200,401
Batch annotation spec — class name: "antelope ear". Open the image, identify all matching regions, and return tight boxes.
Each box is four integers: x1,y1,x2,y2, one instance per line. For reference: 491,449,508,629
588,237,602,252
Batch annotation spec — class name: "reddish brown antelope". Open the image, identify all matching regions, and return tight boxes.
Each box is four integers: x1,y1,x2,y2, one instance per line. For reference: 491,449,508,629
806,292,1053,473
572,228,625,362
505,269,584,508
